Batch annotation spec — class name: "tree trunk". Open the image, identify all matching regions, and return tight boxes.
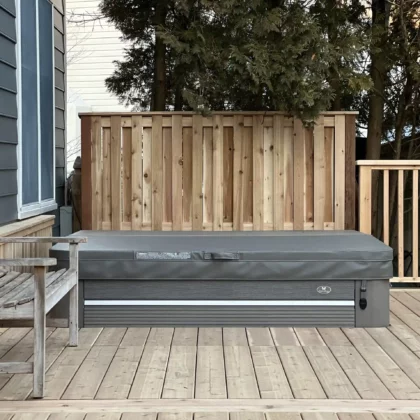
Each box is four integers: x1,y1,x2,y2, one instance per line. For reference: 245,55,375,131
152,1,167,111
174,84,183,111
366,0,390,236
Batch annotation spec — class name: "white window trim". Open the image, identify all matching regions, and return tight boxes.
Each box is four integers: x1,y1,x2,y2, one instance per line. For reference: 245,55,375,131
16,0,56,220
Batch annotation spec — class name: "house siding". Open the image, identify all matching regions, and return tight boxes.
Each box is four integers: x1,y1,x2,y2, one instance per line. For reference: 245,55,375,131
52,0,66,235
0,0,66,233
0,0,18,224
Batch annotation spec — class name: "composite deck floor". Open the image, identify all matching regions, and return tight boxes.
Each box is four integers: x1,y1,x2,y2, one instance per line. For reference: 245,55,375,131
0,290,419,419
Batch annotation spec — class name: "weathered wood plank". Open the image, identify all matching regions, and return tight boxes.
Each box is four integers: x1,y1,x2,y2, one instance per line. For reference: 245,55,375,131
96,346,144,399
152,116,164,231
182,127,193,228
284,126,294,224
253,115,264,230
61,346,118,399
195,346,227,398
110,116,122,229
120,328,150,348
91,116,102,230
246,328,274,346
366,327,420,389
163,128,173,225
223,328,248,346
192,116,203,230
121,127,132,225
343,328,420,399
243,126,253,224
324,127,334,223
102,127,112,229
213,116,223,231
302,346,360,399
264,126,274,227
313,116,325,230
251,345,293,398
143,127,153,227
223,127,234,224
198,328,222,346
224,346,260,398
171,328,198,346
276,346,326,398
293,118,305,230
334,115,346,229
43,329,103,399
131,116,143,230
270,328,300,346
305,127,314,225
129,345,171,399
273,115,284,230
162,346,197,398
203,128,213,228
233,115,244,231
95,328,126,347
171,116,183,230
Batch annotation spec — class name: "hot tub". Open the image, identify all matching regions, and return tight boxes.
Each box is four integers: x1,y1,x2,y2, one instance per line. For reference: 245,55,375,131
50,230,393,327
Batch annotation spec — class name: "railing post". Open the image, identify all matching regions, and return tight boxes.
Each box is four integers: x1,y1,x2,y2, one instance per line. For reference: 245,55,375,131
359,166,372,234
80,116,92,230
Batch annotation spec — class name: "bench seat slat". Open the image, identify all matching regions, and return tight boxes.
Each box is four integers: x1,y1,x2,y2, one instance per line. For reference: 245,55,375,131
2,269,67,308
0,271,22,292
0,271,56,307
0,273,32,300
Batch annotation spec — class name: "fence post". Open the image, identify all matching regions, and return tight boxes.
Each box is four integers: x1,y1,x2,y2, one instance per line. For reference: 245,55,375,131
80,115,92,230
359,165,372,234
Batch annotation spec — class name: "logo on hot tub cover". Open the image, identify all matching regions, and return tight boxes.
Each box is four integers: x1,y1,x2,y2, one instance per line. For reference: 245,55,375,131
317,285,332,295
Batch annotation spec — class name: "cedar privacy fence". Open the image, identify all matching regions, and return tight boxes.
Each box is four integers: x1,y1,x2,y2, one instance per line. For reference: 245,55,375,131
359,161,420,283
80,112,357,233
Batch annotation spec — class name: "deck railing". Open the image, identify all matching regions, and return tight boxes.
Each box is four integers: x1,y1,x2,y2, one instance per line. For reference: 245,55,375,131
358,160,420,283
80,111,358,232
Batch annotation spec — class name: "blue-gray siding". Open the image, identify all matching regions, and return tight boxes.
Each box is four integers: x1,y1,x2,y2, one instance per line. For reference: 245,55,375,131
0,0,18,224
52,0,66,235
0,0,66,231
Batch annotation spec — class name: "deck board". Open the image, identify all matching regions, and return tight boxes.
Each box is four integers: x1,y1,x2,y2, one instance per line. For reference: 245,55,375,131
0,290,419,416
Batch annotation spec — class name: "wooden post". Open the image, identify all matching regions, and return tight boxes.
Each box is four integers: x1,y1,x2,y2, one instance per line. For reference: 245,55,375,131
413,170,419,279
359,166,372,234
69,243,79,347
398,170,404,278
80,116,92,230
345,115,356,230
33,266,46,398
383,170,389,245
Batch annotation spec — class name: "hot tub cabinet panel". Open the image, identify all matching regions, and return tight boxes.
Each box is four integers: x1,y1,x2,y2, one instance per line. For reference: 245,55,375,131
51,231,393,328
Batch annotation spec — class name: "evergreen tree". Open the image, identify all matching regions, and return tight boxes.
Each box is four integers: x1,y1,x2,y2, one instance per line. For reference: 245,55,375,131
100,0,366,119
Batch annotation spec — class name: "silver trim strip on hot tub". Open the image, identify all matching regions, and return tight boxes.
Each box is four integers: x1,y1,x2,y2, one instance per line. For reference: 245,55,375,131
85,300,355,306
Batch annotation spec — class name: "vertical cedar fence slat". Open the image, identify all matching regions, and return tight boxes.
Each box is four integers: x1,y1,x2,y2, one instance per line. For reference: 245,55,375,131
80,112,359,233
358,161,420,283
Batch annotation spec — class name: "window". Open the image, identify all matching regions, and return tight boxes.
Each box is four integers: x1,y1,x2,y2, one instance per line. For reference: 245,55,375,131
17,0,56,219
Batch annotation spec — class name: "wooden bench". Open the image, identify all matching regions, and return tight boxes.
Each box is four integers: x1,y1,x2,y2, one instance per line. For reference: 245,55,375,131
0,236,86,398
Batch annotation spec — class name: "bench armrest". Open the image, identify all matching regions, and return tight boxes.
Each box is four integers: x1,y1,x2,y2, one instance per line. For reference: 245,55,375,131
0,258,57,267
0,237,87,245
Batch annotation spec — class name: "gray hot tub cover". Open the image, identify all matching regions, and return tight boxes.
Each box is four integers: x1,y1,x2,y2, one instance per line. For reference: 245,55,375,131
50,230,393,281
